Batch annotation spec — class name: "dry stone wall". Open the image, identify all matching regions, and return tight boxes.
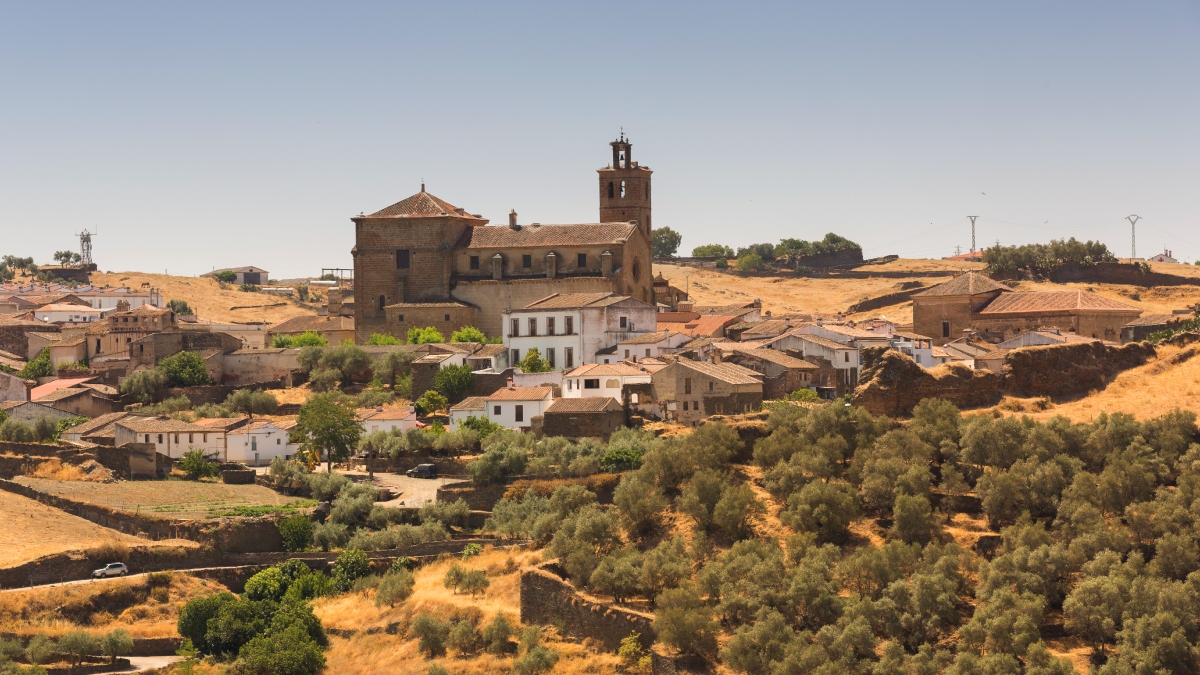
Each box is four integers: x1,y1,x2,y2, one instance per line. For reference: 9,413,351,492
520,563,654,651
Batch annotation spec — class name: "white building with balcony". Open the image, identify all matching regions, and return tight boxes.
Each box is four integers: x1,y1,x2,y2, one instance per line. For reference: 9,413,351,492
501,293,655,371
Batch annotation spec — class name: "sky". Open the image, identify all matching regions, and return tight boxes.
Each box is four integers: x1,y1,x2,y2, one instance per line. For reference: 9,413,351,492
1,2,1198,278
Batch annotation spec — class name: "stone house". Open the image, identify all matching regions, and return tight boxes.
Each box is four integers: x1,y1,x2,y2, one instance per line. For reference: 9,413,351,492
1,314,59,358
360,406,419,434
47,337,88,367
60,412,148,444
0,400,77,424
484,385,555,431
33,383,121,418
540,397,626,441
771,331,861,395
562,363,651,399
266,315,355,347
502,293,656,371
726,347,818,400
645,360,763,426
351,138,655,343
912,272,1141,344
0,371,30,403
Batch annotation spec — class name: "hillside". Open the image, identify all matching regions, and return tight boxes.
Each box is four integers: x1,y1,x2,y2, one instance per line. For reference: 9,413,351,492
88,271,317,324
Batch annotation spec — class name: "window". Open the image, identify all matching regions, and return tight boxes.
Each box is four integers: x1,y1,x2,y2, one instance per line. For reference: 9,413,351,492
547,348,555,369
396,314,404,322
577,253,587,268
378,295,386,311
565,316,574,334
547,317,555,335
511,349,519,364
157,434,163,443
145,434,150,443
709,381,714,392
95,339,100,353
625,349,630,359
684,377,692,395
608,181,614,198
444,314,450,322
396,250,410,269
584,379,600,389
494,405,501,415
511,318,520,337
470,255,479,270
565,347,573,368
515,405,524,422
523,254,532,269
277,438,281,444
941,321,950,338
174,434,179,443
203,434,208,442
620,316,628,328
189,434,193,443
528,318,538,336
645,348,651,357
567,379,573,391
620,180,626,198
844,352,849,363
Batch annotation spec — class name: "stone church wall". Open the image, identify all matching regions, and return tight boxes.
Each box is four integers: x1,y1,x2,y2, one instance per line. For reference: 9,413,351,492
452,276,618,338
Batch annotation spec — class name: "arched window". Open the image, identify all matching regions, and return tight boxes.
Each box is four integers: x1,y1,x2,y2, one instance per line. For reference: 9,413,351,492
378,295,386,312
632,260,640,281
607,182,614,198
620,181,626,198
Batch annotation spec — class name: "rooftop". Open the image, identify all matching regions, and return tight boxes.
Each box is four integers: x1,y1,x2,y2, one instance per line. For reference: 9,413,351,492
268,315,354,334
450,396,487,411
456,222,637,249
669,359,763,385
364,189,484,220
618,330,673,345
545,397,622,413
657,315,738,338
793,333,854,351
522,293,629,310
486,386,555,401
914,272,1013,297
977,290,1140,315
732,347,817,369
566,363,649,377
29,377,94,401
66,412,146,437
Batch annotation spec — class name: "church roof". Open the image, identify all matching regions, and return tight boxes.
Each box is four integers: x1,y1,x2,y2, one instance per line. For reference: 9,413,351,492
455,222,638,249
914,272,1013,297
977,290,1141,315
365,190,484,219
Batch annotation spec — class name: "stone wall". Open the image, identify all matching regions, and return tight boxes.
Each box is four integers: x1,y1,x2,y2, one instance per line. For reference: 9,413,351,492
542,409,627,440
520,564,654,651
157,380,284,405
220,349,300,384
1048,261,1200,287
1003,340,1155,398
0,324,58,356
451,276,619,340
845,285,928,314
435,481,507,511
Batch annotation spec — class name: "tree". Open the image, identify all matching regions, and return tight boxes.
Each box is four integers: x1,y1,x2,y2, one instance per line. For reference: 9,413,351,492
119,368,167,403
179,449,218,479
25,635,55,665
236,623,325,675
590,548,644,602
461,569,490,597
372,350,415,385
308,367,341,392
166,299,193,315
320,344,371,385
712,483,765,540
654,585,718,654
332,549,371,592
482,614,515,654
99,629,133,664
57,630,97,669
292,393,363,472
652,227,683,258
677,469,728,529
414,390,448,416
614,474,668,535
691,244,734,258
366,333,402,345
891,493,935,545
1063,577,1123,653
20,348,55,379
411,614,452,657
215,270,238,283
735,253,764,272
0,418,35,443
407,326,445,344
781,479,859,544
278,515,313,552
375,569,415,607
274,331,329,348
177,592,237,653
450,326,488,343
53,250,82,265
517,347,552,373
433,363,475,400
158,351,212,386
225,389,279,418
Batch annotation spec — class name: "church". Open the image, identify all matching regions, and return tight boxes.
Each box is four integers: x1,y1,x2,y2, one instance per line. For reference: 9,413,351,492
351,136,655,342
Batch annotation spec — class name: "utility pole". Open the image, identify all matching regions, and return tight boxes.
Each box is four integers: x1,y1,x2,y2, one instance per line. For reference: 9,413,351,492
968,216,978,252
1126,215,1140,261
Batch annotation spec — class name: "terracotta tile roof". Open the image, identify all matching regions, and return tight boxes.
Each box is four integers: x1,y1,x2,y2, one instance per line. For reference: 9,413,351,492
67,412,144,437
794,334,853,351
362,407,416,421
268,315,354,334
0,314,52,328
655,312,700,323
366,190,483,219
23,294,91,308
657,315,738,338
813,324,884,339
1123,313,1182,327
619,330,672,345
456,222,637,249
485,386,555,401
732,347,817,369
914,272,1013,297
29,377,94,400
0,351,26,370
692,303,759,316
892,331,934,341
545,397,622,413
738,320,793,337
566,363,649,377
191,416,250,430
671,359,763,386
384,301,471,308
37,303,102,314
523,293,625,309
34,387,91,403
117,418,213,433
977,291,1140,315
450,396,487,411
470,344,508,359
931,346,950,358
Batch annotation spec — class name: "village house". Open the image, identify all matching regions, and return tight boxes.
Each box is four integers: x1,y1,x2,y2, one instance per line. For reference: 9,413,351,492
540,397,626,441
0,283,161,311
266,315,355,347
614,330,691,362
725,347,818,400
686,301,763,322
205,267,270,285
771,331,861,395
502,293,656,370
0,349,26,372
360,406,420,434
465,343,509,372
115,418,227,460
59,412,148,445
642,360,763,426
448,396,487,429
1,400,81,425
562,363,651,399
888,331,941,367
0,370,30,403
997,329,1101,349
652,273,688,310
225,419,300,466
352,137,655,343
483,385,555,431
31,378,121,418
34,303,105,324
655,312,740,339
912,271,1142,345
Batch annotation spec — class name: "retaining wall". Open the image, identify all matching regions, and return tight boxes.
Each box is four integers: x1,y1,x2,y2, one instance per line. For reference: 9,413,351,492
520,563,654,652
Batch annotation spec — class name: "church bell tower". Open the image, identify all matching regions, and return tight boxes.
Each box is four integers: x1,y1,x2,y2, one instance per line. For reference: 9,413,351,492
598,132,652,239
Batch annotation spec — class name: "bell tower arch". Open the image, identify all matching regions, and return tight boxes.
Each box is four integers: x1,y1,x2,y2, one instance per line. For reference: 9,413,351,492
598,132,652,239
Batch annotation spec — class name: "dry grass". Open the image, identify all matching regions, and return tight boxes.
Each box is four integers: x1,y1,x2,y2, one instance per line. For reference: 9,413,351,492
0,490,161,567
12,477,308,520
943,512,992,550
88,271,317,325
26,457,113,482
0,573,227,638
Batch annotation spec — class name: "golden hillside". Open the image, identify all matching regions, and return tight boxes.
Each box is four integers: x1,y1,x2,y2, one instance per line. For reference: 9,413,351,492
89,271,318,324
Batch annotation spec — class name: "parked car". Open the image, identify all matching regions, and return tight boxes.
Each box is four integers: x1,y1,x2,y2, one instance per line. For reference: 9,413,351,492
406,463,437,479
93,562,128,578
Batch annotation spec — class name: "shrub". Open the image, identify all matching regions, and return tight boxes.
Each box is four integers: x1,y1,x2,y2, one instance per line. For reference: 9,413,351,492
0,419,34,443
420,499,469,529
100,628,134,664
411,614,451,658
278,516,314,552
375,568,415,607
735,253,764,272
236,623,325,675
158,351,212,386
415,390,448,416
25,635,54,665
461,543,484,559
450,326,489,343
305,471,350,501
120,368,167,403
215,270,237,283
433,363,475,400
308,367,341,392
167,299,192,315
366,333,402,345
517,348,551,373
715,258,728,269
178,449,218,479
653,585,718,655
407,326,445,344
19,348,54,379
461,570,490,597
390,557,416,573
311,522,349,551
225,389,279,417
447,620,482,654
244,567,288,602
32,414,57,442
331,549,371,592
482,614,515,654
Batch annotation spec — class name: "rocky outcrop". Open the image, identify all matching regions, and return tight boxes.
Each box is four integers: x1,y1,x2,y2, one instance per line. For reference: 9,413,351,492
852,352,1002,417
1003,340,1155,399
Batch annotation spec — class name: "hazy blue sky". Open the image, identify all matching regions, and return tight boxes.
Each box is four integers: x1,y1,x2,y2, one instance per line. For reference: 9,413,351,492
2,2,1198,277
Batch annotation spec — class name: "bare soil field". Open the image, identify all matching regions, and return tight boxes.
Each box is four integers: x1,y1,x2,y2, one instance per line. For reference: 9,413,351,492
88,271,317,324
0,491,166,567
12,477,308,520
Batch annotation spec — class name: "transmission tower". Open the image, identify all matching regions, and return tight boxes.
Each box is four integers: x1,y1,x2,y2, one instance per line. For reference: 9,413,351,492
1125,215,1140,260
968,216,978,252
76,229,95,267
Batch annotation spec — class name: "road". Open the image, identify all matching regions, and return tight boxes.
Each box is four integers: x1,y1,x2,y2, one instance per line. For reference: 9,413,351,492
93,656,183,673
341,471,461,507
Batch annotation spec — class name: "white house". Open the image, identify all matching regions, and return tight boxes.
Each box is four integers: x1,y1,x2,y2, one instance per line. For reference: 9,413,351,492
225,419,301,465
562,363,651,399
1147,250,1178,263
502,293,656,372
360,406,420,434
483,385,555,430
615,330,692,362
889,331,939,367
448,396,488,429
114,418,227,460
34,303,105,324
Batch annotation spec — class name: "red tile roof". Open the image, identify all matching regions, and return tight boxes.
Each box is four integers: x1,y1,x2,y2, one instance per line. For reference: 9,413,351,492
669,359,763,386
732,347,817,369
566,363,649,377
365,190,484,219
486,386,555,401
450,396,488,411
914,272,1012,297
545,397,622,413
268,315,354,334
977,291,1140,315
657,315,738,338
523,293,626,309
456,222,638,249
29,377,94,400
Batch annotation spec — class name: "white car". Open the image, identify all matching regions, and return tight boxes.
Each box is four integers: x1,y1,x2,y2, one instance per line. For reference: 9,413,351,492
92,562,128,578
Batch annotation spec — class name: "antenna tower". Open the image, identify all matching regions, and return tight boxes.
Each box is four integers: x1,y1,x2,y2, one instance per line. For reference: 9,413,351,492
76,229,95,267
1125,215,1140,260
967,216,978,252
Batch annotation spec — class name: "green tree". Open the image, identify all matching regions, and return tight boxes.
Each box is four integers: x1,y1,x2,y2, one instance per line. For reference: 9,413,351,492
225,389,279,418
177,592,237,653
236,623,326,675
411,615,452,657
590,548,644,602
414,390,448,416
292,393,363,472
57,630,96,670
433,363,475,400
0,418,35,443
319,344,371,385
166,299,193,315
517,347,552,373
332,549,371,592
781,479,859,544
307,367,341,392
407,326,445,344
450,326,488,343
890,493,935,545
54,250,82,265
461,570,490,597
735,253,764,272
158,351,212,386
215,270,238,283
375,568,415,607
25,635,55,665
120,368,168,402
273,331,329,348
366,333,402,345
372,350,415,385
278,516,313,552
99,629,133,665
1063,576,1123,654
712,483,765,540
19,348,55,379
692,244,734,258
179,449,218,479
482,614,515,654
652,226,683,258
614,474,668,535
654,585,718,655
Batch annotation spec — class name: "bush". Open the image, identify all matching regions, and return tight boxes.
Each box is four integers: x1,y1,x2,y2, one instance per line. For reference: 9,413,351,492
418,498,469,529
414,390,448,416
407,326,445,344
100,628,134,664
735,253,764,272
691,244,734,258
305,471,350,501
366,333,402,345
226,389,279,417
331,549,371,592
158,351,212,387
517,348,552,373
433,363,475,400
19,348,54,379
179,449,218,479
311,522,349,551
244,567,288,602
462,542,484,559
178,592,237,653
25,635,54,665
236,622,325,675
653,585,717,655
483,614,515,654
308,367,341,392
215,270,237,283
278,516,313,552
274,331,329,349
411,614,451,657
0,419,34,443
120,368,167,403
375,568,415,607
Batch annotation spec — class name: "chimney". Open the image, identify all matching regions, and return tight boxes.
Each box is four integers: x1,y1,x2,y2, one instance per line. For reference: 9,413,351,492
509,210,518,228
507,378,515,390
376,404,383,412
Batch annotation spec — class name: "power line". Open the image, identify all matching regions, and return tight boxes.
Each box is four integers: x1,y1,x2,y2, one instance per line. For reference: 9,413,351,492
968,216,978,252
1126,215,1140,260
